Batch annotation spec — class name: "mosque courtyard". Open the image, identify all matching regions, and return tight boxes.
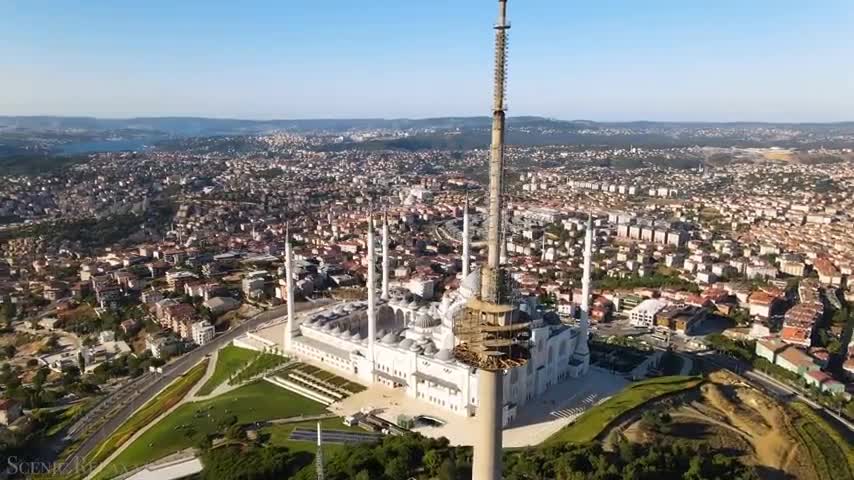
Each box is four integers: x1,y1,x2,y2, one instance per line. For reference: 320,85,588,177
328,366,628,447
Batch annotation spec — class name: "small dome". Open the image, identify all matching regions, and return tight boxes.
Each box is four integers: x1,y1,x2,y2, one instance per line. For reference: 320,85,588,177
413,313,439,329
381,332,398,345
399,338,415,349
408,342,422,353
423,342,438,355
407,301,419,310
323,322,334,331
376,328,387,339
435,349,453,361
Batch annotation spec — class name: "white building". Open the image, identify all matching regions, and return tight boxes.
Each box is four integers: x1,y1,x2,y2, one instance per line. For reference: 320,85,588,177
272,210,591,424
99,330,116,344
192,320,215,346
288,270,586,424
407,277,437,299
629,298,670,328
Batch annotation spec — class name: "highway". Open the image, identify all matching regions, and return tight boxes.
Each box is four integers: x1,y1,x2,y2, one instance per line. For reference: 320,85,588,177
60,300,325,474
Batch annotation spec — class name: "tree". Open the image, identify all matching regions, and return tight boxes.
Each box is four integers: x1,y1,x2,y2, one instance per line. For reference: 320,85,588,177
827,338,842,354
0,301,17,326
0,344,16,359
423,449,443,477
438,458,458,480
33,367,49,388
354,471,371,480
383,457,409,480
77,351,86,372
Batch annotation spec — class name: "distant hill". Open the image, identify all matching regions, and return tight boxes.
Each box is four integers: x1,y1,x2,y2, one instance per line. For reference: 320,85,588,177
3,115,852,137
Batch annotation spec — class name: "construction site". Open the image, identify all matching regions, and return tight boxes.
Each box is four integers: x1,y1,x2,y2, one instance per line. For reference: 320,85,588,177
604,370,852,480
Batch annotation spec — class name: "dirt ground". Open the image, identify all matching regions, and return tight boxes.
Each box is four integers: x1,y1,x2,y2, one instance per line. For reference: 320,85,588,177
609,371,817,480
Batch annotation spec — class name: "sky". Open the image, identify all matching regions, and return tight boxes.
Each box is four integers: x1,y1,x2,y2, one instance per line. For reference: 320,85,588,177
2,0,853,122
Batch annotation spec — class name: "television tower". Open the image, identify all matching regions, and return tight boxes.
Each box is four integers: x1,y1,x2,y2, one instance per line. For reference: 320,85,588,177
453,2,529,479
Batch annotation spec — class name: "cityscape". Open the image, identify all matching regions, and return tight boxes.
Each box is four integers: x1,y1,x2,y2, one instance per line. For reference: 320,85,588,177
2,1,854,480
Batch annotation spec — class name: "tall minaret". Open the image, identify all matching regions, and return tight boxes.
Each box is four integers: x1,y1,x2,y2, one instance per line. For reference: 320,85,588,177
315,421,324,480
573,214,593,368
366,212,376,363
381,211,390,300
461,199,471,277
284,226,297,352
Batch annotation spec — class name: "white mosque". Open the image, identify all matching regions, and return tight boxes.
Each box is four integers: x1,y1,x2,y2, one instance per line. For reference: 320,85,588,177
281,206,594,425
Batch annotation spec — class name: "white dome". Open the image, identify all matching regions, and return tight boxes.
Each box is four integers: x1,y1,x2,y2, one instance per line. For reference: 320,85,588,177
413,313,439,328
399,338,415,349
381,332,398,345
423,342,438,356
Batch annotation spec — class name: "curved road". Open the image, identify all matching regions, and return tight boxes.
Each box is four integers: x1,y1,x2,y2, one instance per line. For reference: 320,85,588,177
61,301,325,474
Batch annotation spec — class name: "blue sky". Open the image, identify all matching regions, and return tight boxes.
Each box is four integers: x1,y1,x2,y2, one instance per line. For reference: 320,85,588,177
2,0,852,121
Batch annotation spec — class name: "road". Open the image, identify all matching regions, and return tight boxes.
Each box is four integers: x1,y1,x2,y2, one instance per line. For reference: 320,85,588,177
60,300,325,474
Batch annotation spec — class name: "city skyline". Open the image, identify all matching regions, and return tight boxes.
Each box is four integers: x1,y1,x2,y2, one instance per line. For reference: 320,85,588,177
3,0,853,122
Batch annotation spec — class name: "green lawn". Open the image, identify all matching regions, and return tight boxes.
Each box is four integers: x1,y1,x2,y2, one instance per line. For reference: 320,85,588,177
230,352,287,385
197,345,257,396
791,402,854,480
84,360,209,470
547,375,703,444
94,381,327,480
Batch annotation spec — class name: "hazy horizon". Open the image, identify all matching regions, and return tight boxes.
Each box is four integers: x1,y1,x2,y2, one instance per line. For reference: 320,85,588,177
2,113,854,125
3,0,853,122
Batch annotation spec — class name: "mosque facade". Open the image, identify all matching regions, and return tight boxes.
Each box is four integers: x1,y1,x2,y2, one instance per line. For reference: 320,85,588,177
284,208,593,424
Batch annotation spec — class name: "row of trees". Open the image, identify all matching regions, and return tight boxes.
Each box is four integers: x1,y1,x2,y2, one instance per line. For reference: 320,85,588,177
201,444,312,480
286,432,757,480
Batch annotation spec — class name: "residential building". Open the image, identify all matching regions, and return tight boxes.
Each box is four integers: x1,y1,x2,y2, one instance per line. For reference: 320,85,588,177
803,370,845,394
629,298,670,328
775,346,819,376
192,320,215,346
755,337,787,363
